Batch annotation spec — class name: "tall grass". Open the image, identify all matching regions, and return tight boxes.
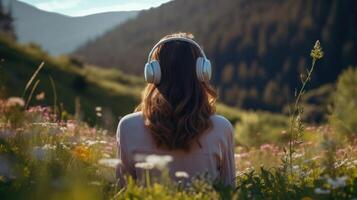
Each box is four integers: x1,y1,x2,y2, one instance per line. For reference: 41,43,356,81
284,40,324,175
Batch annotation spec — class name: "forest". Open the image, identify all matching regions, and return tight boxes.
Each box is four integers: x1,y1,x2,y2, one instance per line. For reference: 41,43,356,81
75,0,357,114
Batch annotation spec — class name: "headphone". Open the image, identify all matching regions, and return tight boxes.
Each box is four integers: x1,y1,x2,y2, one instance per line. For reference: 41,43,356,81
144,36,212,85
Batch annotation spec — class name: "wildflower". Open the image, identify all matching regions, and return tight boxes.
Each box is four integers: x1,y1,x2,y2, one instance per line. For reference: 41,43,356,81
60,143,70,150
134,162,154,170
66,121,76,131
145,154,173,170
175,171,189,178
292,165,300,170
301,197,313,200
334,159,348,168
310,40,324,60
95,106,102,112
35,92,45,100
327,176,348,189
42,144,56,150
292,153,304,159
95,106,102,117
314,187,330,194
304,156,321,164
234,153,249,159
6,97,25,107
98,158,122,168
59,127,67,132
72,145,91,162
85,140,99,146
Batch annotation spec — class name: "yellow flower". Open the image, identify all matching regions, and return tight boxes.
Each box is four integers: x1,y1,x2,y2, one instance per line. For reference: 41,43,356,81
72,145,91,162
310,40,323,60
301,197,313,200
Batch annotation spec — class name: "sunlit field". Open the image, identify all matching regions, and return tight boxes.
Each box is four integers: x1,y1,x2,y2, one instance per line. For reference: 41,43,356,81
1,39,357,199
1,0,357,199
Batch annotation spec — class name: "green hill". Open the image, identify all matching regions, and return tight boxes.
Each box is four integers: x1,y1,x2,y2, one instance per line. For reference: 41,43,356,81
0,35,288,136
0,36,143,128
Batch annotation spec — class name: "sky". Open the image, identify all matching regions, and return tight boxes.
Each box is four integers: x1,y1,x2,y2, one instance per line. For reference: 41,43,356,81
17,0,172,16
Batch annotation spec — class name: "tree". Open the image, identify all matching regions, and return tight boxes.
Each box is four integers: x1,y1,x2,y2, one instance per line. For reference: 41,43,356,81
0,0,16,39
331,67,357,135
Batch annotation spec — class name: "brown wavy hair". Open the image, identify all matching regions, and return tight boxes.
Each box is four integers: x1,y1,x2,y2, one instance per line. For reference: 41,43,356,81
135,33,217,151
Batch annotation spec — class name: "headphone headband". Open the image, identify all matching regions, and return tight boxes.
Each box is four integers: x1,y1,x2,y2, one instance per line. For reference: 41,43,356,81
147,37,207,62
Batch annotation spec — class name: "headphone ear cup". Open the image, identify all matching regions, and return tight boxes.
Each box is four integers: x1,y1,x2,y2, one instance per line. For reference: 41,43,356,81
144,60,161,84
203,59,212,81
150,60,161,84
196,57,204,81
144,62,154,83
196,57,211,82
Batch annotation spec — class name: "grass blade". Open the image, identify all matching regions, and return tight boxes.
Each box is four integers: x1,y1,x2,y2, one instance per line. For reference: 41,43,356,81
49,75,58,117
23,61,44,97
25,79,40,109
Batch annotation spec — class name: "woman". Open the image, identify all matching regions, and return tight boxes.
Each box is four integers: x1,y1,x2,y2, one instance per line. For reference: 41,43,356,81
116,33,235,187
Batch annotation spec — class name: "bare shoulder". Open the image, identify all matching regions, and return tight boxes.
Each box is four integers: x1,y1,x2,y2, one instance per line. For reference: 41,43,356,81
210,114,233,131
116,112,144,141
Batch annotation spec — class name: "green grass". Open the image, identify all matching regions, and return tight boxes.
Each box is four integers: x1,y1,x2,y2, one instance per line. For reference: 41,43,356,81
3,36,357,199
0,36,287,135
0,37,142,129
1,97,357,200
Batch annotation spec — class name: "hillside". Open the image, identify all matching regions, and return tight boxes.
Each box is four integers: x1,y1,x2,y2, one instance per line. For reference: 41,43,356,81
1,36,267,130
0,36,143,128
2,0,138,55
75,0,357,112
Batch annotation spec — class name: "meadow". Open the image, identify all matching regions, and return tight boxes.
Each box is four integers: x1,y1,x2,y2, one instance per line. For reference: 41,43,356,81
1,37,357,200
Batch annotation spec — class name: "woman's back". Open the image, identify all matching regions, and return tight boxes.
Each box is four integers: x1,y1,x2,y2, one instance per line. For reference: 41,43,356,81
116,33,236,187
116,112,235,186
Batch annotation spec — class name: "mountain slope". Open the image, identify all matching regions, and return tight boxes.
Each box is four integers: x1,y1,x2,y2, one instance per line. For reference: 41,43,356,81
74,0,357,112
0,36,143,129
0,36,252,130
3,0,138,55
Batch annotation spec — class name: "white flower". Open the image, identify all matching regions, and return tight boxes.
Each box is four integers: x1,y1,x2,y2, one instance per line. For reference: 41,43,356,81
134,162,154,170
60,143,70,150
6,97,25,107
85,140,99,146
314,188,330,194
175,171,189,178
98,158,122,168
145,154,173,170
327,176,348,189
60,127,67,132
292,153,303,159
95,107,102,112
42,144,56,150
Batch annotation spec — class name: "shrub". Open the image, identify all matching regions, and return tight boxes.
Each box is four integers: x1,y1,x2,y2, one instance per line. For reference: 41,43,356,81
330,67,357,135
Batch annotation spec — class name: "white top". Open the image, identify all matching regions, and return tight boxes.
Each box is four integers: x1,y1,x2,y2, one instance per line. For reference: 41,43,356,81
116,112,236,186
